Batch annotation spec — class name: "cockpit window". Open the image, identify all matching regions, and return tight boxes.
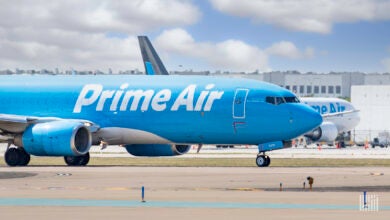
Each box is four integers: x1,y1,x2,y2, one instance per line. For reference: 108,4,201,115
284,96,300,103
275,97,285,105
266,96,300,105
266,96,286,105
266,97,275,104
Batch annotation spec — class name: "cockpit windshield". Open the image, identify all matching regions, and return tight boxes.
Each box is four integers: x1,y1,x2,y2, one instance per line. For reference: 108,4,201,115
284,96,300,103
265,96,300,105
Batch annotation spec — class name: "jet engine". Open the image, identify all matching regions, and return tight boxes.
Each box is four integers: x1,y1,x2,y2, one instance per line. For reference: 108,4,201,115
304,121,338,142
125,144,191,157
15,121,92,156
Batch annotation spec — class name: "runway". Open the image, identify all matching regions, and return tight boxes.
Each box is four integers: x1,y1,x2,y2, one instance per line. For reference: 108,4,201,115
0,166,389,219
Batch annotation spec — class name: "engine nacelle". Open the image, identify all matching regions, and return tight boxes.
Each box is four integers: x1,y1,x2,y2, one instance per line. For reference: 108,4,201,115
125,144,191,157
18,121,92,156
305,122,338,142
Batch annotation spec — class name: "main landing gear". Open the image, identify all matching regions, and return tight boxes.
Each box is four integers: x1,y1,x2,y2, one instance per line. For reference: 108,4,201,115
4,145,90,167
64,152,90,166
256,153,271,167
4,147,31,166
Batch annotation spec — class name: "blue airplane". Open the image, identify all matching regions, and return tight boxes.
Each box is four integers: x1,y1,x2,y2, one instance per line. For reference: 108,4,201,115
0,36,322,167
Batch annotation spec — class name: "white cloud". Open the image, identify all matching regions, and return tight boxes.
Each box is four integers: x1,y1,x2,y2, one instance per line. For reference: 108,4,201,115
0,0,200,71
382,57,390,73
210,0,390,34
155,28,269,72
266,41,315,59
0,0,200,34
0,29,142,71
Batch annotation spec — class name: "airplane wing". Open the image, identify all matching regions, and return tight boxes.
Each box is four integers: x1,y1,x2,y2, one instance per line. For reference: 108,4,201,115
322,109,359,118
0,113,99,134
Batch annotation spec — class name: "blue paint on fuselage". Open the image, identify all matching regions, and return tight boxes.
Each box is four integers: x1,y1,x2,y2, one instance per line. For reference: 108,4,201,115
0,75,321,145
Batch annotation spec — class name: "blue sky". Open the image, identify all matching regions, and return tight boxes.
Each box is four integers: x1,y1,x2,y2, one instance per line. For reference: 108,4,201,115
157,1,390,73
1,0,390,73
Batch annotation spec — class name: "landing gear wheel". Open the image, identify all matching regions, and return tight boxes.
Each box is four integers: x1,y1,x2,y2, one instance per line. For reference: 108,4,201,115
78,152,90,166
64,152,90,166
5,148,20,166
17,148,31,166
256,154,271,167
4,147,31,166
264,155,271,166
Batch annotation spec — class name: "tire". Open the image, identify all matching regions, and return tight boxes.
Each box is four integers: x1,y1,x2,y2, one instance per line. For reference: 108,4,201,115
64,153,90,166
78,152,90,166
18,148,31,166
5,148,20,167
264,155,271,166
256,155,266,167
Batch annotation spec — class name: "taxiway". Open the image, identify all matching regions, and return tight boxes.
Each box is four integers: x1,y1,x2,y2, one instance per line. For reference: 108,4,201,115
0,166,389,219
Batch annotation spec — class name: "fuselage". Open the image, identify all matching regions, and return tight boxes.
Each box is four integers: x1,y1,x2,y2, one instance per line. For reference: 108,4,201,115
301,97,360,133
0,75,321,145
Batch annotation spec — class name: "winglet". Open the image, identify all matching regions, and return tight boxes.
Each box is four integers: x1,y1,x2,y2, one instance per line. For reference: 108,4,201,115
138,36,169,75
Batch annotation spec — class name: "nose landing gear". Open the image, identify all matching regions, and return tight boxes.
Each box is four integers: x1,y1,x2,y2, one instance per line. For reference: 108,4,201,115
256,153,271,167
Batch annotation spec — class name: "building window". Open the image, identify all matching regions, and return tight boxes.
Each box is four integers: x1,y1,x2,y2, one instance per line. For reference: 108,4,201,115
285,85,290,90
336,86,341,94
328,86,334,94
321,86,326,94
314,86,319,94
292,85,297,93
306,86,312,94
299,85,304,93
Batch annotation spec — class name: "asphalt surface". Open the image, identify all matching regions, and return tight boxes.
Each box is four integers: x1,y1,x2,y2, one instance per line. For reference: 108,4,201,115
0,166,389,219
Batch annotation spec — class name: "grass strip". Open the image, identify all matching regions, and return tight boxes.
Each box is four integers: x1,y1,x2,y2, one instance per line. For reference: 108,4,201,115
1,157,390,167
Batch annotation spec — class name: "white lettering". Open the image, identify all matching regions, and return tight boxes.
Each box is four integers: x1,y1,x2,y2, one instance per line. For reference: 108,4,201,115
110,83,128,111
171,85,196,111
120,90,155,111
194,84,214,111
97,90,115,111
73,84,103,113
73,83,224,113
203,91,224,111
151,89,171,111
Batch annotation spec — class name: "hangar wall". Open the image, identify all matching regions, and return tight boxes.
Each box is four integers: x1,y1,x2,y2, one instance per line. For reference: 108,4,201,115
351,85,390,143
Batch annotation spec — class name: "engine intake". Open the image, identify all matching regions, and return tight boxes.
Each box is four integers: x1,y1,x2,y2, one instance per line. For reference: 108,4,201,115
19,121,92,156
125,144,191,157
305,121,338,142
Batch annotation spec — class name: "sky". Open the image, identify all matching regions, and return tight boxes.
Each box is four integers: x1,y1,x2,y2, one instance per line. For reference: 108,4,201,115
1,0,390,73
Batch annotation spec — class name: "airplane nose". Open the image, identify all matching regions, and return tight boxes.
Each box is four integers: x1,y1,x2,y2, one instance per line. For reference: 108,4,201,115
306,107,322,130
293,104,323,135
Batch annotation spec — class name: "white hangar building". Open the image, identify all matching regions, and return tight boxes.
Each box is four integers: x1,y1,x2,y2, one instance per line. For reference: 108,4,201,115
351,85,390,143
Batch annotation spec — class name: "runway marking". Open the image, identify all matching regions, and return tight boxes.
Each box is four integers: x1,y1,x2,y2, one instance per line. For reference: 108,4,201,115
1,198,390,210
226,188,263,191
106,187,129,191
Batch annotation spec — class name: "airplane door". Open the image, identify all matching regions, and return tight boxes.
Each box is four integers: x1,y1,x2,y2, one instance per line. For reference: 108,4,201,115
233,89,249,119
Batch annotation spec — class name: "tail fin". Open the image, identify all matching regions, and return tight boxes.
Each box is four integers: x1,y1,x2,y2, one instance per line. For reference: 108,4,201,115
138,36,169,75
